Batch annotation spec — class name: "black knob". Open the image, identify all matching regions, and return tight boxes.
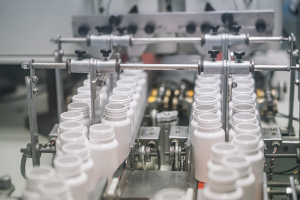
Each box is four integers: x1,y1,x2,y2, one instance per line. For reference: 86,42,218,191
230,25,241,34
102,25,113,34
0,175,12,190
100,49,111,58
234,51,245,61
208,50,220,61
255,19,266,33
221,13,234,25
127,25,137,35
186,23,196,34
95,26,103,34
109,15,121,26
144,24,155,34
117,27,126,34
78,25,90,36
75,49,86,59
211,25,220,33
201,23,211,33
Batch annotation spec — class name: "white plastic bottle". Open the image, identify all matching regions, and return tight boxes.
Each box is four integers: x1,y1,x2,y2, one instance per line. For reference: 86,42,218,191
203,168,243,200
229,103,259,120
54,154,88,200
229,87,257,110
88,124,118,186
229,123,264,154
194,113,225,182
72,94,91,108
38,179,73,200
109,94,135,135
195,80,221,93
62,143,95,192
68,102,92,128
23,165,56,199
101,103,131,165
60,111,88,136
57,121,85,156
232,134,264,200
235,79,255,89
153,188,186,200
196,74,221,86
207,142,239,171
194,87,222,103
113,87,139,122
228,113,258,130
193,95,221,110
222,155,256,200
83,78,109,97
230,94,256,110
77,86,107,112
116,79,142,109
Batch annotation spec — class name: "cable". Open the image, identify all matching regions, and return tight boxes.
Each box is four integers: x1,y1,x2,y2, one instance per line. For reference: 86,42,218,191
20,153,27,179
157,149,161,171
273,165,298,174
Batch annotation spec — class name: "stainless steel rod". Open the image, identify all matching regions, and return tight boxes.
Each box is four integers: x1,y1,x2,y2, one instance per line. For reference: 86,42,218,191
120,63,198,70
32,63,67,69
59,38,87,43
288,35,295,136
131,37,202,44
249,36,288,43
254,65,290,71
264,154,296,158
267,182,290,187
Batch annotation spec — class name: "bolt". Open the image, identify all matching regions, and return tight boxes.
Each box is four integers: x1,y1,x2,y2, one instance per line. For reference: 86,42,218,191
32,76,39,83
232,82,237,88
295,79,299,86
33,88,39,95
271,132,276,135
293,49,298,57
21,62,29,69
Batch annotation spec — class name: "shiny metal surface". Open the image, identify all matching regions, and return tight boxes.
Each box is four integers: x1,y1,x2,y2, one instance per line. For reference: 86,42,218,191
120,63,198,71
131,37,202,44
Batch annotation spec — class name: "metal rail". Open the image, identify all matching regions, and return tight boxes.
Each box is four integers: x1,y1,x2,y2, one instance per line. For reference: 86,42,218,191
119,63,198,71
249,36,288,42
131,37,202,44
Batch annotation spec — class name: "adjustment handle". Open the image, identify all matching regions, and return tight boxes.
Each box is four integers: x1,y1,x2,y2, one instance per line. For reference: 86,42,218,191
100,49,112,58
95,26,103,33
75,49,86,60
117,27,126,34
231,25,241,34
211,25,220,33
234,51,245,61
208,50,220,61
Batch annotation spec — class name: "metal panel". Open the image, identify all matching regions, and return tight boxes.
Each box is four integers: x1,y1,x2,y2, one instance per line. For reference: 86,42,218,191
119,171,197,199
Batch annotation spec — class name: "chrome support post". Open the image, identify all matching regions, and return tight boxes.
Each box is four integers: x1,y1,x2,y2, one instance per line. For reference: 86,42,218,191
25,60,40,166
54,49,65,120
288,33,296,136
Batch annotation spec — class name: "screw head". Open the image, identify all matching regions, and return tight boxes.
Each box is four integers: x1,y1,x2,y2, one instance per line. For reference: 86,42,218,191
21,62,29,69
295,79,299,86
33,88,39,95
232,82,237,88
32,76,39,83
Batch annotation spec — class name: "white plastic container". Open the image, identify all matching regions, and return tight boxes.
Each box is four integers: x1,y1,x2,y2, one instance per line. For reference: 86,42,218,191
195,80,221,93
109,94,135,135
196,74,221,86
112,87,138,121
68,102,92,128
229,123,264,154
193,95,221,110
60,131,87,147
77,86,108,111
73,93,101,120
229,103,259,120
235,79,255,89
25,165,56,192
207,142,239,171
228,113,258,130
194,87,222,103
232,73,253,81
153,188,186,200
62,143,95,192
203,168,243,200
230,94,256,110
38,179,72,200
232,87,257,99
116,79,142,109
54,154,88,200
88,124,118,186
60,111,88,137
194,113,225,182
232,135,264,200
22,190,41,200
101,103,131,165
120,72,148,101
57,121,85,154
222,155,256,200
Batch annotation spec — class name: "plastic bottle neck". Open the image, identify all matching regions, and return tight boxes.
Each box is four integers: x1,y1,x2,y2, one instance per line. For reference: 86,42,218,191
38,180,69,199
116,80,138,93
234,123,260,136
197,113,222,133
193,105,218,121
195,87,218,98
89,124,115,144
233,135,260,154
208,168,239,193
112,87,135,102
196,80,218,89
60,131,86,146
222,155,252,178
58,121,84,135
62,143,90,163
195,95,218,107
211,143,238,165
232,113,257,126
109,95,131,111
60,111,84,124
232,87,253,97
68,102,90,119
54,155,82,178
232,95,255,106
105,103,128,121
26,165,56,191
72,94,91,106
232,103,255,116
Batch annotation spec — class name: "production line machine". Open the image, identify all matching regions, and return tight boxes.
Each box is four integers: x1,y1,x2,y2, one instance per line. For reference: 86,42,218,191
1,10,300,200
